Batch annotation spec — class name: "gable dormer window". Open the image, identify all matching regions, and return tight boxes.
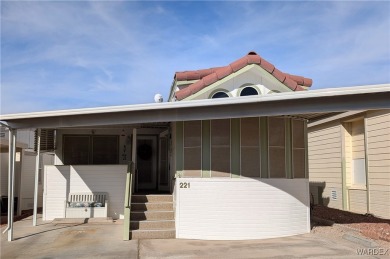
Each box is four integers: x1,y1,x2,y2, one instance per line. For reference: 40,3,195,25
211,91,229,99
240,86,259,96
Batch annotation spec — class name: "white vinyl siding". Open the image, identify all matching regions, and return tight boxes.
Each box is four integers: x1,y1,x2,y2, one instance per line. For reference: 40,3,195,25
43,165,70,220
308,123,342,209
366,110,390,218
19,152,54,211
176,178,309,240
43,165,127,220
1,152,22,198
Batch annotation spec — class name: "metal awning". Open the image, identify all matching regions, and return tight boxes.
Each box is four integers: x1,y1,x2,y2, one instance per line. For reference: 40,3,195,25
1,83,389,241
1,84,389,129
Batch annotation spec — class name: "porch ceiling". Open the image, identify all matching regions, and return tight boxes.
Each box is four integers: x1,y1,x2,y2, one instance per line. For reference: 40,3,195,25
1,84,389,129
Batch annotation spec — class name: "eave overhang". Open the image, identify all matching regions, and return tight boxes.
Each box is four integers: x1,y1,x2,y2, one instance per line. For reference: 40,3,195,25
1,84,389,129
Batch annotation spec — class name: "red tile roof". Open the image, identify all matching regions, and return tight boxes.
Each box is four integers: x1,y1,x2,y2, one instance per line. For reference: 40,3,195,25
174,51,312,100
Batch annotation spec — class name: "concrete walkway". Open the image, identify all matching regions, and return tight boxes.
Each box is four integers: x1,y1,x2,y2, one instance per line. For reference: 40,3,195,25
1,215,387,259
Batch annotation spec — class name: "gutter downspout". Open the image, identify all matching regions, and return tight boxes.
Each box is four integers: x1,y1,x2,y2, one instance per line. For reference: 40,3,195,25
33,128,41,226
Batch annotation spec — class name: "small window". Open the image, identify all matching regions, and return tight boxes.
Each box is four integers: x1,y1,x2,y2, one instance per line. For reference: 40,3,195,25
63,135,119,165
211,91,229,98
352,159,366,186
240,87,258,96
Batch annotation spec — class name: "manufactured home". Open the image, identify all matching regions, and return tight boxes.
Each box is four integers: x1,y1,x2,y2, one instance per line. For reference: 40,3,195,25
308,109,390,219
1,127,54,216
1,52,389,241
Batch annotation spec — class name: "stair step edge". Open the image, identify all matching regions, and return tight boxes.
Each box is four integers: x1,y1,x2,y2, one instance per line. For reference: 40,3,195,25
130,231,176,232
132,195,173,197
131,219,175,222
131,211,174,213
131,201,173,204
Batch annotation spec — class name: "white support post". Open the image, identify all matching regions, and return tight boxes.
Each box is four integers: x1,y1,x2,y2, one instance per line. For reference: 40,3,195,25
4,129,17,241
33,128,41,226
4,130,13,234
132,128,137,192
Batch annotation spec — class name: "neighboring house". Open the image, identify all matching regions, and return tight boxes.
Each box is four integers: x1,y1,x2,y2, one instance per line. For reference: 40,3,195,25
1,51,388,241
0,127,54,215
308,110,390,219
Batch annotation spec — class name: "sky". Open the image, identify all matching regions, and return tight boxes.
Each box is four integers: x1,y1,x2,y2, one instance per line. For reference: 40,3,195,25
1,1,389,115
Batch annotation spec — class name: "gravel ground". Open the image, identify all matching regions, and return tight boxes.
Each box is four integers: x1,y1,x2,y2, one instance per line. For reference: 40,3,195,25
312,205,390,243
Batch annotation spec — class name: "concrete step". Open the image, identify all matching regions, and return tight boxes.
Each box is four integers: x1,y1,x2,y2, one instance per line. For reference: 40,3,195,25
131,202,173,211
131,195,173,203
52,217,114,225
130,220,175,230
130,211,174,221
130,229,176,239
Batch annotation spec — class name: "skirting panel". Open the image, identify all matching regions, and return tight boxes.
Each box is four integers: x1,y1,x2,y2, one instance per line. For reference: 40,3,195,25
176,178,310,240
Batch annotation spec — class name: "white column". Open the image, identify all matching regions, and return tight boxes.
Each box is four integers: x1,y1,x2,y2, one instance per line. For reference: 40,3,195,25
132,128,137,192
8,129,16,241
33,129,41,226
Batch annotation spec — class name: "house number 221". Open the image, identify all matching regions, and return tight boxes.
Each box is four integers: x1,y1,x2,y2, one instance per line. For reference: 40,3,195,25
180,182,190,188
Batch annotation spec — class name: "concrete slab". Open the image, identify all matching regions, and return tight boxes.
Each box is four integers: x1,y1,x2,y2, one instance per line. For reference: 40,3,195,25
139,234,380,259
1,215,138,259
2,215,389,259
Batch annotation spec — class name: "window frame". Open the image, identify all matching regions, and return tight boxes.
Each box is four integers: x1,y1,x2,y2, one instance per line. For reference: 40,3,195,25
210,90,230,99
239,85,260,97
267,117,287,178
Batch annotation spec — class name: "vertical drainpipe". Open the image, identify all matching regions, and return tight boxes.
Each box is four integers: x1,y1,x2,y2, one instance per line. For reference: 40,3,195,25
33,128,41,226
363,116,370,213
340,124,348,211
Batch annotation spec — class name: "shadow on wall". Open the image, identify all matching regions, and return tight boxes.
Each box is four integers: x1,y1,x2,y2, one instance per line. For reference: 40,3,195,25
309,181,330,207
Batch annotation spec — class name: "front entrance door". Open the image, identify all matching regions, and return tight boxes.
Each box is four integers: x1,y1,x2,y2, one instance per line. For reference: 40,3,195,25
136,135,157,190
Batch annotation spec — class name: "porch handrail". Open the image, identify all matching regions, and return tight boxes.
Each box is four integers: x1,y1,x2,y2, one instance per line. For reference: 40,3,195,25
123,161,135,240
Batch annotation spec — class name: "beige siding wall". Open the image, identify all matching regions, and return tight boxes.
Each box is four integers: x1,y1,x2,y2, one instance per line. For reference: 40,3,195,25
308,122,343,209
346,119,367,214
344,123,352,186
351,120,365,159
308,109,390,219
366,110,390,219
349,189,367,214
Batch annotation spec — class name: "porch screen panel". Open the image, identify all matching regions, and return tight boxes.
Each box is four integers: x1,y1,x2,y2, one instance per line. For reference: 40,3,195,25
241,117,260,177
183,121,202,177
63,136,90,165
159,137,169,185
92,136,119,165
63,135,119,165
211,119,230,177
292,120,305,178
268,117,286,178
